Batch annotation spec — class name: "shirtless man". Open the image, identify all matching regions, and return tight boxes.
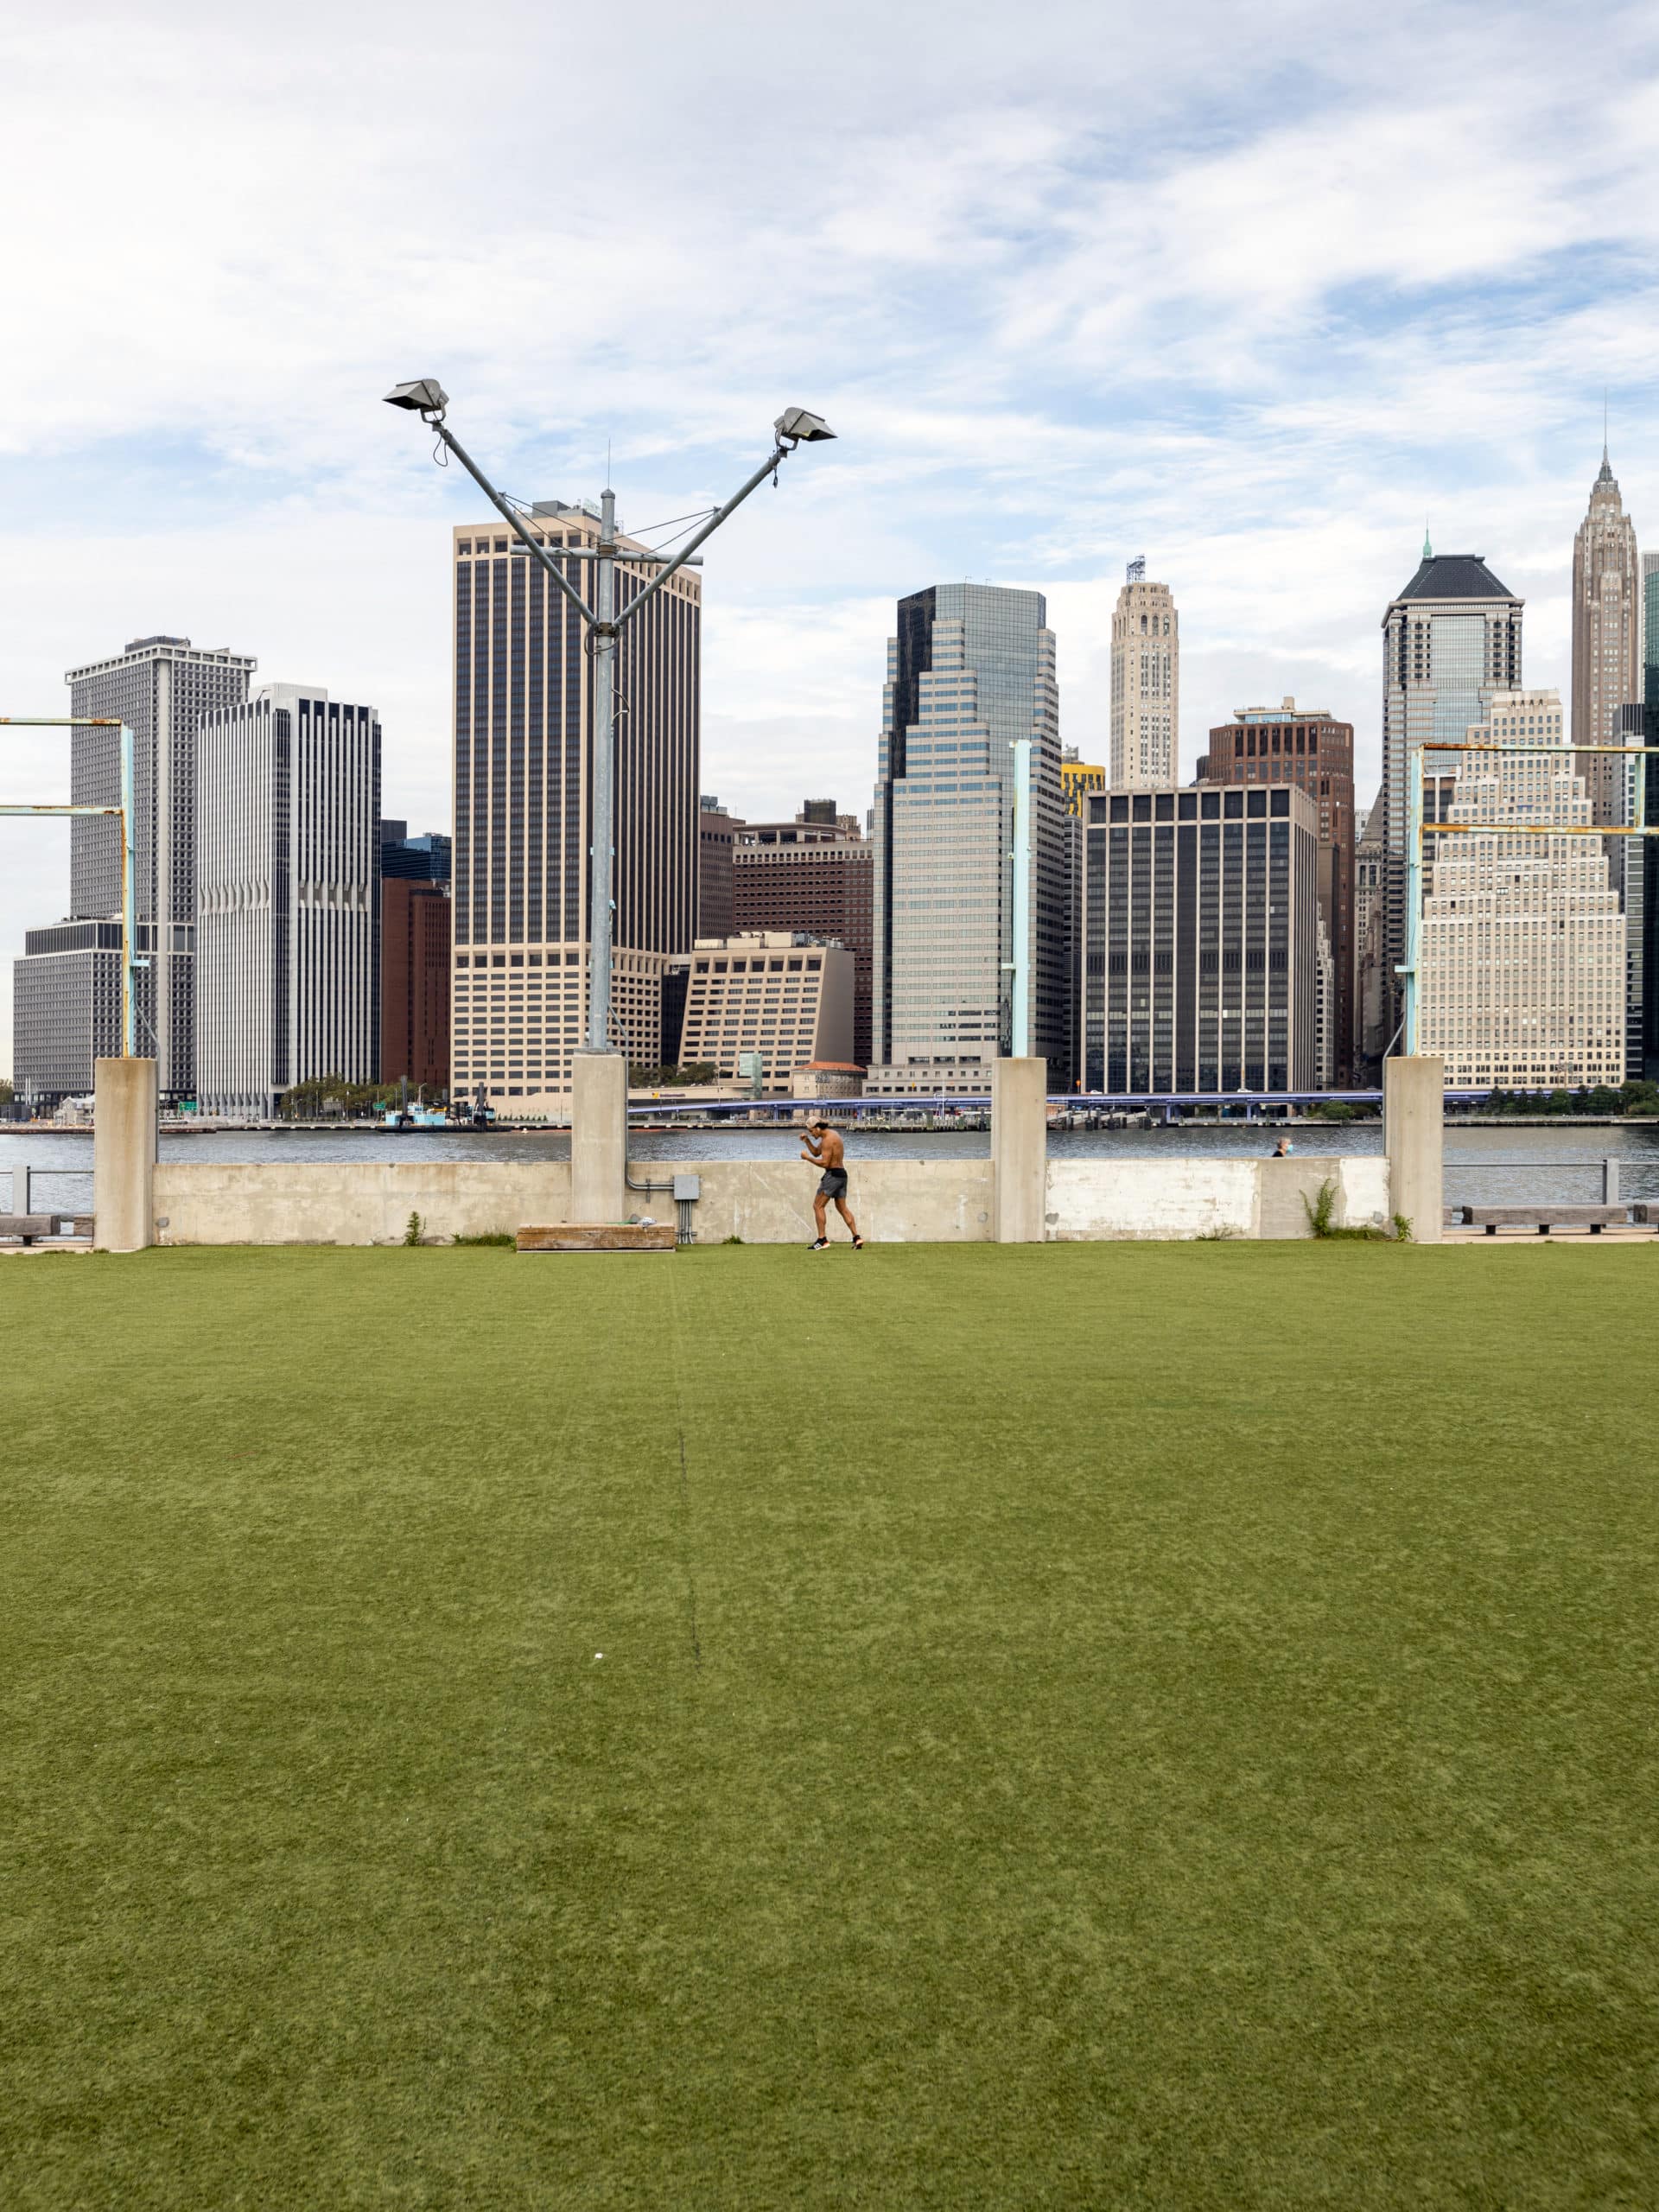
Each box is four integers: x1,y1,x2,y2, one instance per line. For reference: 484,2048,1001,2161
800,1121,863,1250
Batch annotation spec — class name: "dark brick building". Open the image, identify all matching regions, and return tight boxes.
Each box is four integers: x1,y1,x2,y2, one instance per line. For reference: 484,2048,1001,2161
1200,698,1356,1083
731,810,874,1069
382,880,451,1088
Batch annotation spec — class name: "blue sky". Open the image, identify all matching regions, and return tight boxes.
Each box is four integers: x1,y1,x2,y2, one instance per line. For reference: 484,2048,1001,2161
4,0,1658,1071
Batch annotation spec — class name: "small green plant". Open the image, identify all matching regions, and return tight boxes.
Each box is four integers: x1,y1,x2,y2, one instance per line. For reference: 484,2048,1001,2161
721,1234,745,1246
1305,1180,1395,1241
1391,1212,1414,1243
1303,1179,1338,1237
451,1231,514,1247
1195,1224,1241,1241
403,1211,424,1247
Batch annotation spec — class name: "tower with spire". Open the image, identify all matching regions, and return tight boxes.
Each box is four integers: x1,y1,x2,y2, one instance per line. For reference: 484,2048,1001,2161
1573,440,1642,823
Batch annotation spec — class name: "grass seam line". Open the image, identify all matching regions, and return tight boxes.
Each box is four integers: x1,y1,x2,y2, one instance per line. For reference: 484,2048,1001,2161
664,1262,704,1673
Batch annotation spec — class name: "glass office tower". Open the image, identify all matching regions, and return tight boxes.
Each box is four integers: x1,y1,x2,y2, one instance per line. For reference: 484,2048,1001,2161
1081,785,1320,1093
871,584,1071,1086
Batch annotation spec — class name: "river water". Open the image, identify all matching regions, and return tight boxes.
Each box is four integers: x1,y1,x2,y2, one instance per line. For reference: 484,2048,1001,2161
4,1122,1656,1214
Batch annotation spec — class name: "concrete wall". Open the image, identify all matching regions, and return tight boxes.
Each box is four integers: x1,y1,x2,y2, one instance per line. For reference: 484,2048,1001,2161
153,1161,575,1246
152,1153,1389,1246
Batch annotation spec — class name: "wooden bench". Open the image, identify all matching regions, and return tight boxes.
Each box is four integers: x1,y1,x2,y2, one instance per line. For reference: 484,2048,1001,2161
517,1223,677,1253
0,1212,94,1243
1456,1205,1626,1236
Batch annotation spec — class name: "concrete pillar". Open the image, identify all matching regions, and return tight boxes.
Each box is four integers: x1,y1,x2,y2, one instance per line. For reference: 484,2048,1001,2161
571,1052,627,1222
93,1057,157,1252
1383,1054,1444,1244
992,1057,1048,1243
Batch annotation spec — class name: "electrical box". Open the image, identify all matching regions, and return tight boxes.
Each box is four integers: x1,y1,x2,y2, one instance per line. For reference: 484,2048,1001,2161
672,1173,701,1203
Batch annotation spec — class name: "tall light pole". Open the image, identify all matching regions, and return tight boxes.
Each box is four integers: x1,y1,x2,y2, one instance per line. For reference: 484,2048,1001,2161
385,380,835,1058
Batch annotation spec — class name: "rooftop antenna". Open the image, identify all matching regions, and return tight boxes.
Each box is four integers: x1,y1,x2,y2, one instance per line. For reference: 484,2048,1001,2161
1422,519,1432,562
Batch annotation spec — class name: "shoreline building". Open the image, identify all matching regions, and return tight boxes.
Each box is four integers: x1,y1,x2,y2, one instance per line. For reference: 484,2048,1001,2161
1353,795,1389,1071
1370,543,1523,1052
381,823,452,1092
448,503,700,1108
871,583,1071,1090
1418,689,1624,1088
1081,785,1320,1092
671,932,854,1093
1611,702,1650,1082
732,803,873,1069
1200,698,1357,1083
1640,553,1659,1078
195,685,381,1117
10,920,156,1114
1109,560,1179,789
60,633,256,1100
1571,448,1641,823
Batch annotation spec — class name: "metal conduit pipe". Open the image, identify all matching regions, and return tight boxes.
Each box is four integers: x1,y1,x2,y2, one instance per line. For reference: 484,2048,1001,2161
623,1165,701,1245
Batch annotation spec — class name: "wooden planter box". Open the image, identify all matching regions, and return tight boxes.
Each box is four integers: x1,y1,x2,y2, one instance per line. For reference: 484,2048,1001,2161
516,1223,677,1253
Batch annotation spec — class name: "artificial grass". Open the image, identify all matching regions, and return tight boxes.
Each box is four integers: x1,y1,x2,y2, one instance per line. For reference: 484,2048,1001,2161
2,1242,1656,2209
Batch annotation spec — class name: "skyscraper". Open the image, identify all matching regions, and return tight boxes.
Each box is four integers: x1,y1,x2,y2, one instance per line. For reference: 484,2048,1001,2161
1353,794,1389,1072
382,880,452,1091
194,685,382,1117
1376,545,1523,1051
871,583,1070,1087
63,633,257,1097
1201,697,1357,1082
1080,785,1321,1092
10,919,154,1112
1571,448,1641,823
1418,689,1624,1089
1060,749,1106,817
448,505,701,1107
696,795,742,939
1109,559,1179,788
381,823,454,883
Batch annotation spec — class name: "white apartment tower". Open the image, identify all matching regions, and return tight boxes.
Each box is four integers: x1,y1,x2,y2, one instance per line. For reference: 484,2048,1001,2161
1418,689,1624,1088
1571,448,1642,823
1109,559,1179,788
194,685,382,1116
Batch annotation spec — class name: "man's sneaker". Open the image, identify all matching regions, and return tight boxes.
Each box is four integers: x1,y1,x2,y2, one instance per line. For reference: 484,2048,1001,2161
852,1236,865,1249
808,1237,829,1251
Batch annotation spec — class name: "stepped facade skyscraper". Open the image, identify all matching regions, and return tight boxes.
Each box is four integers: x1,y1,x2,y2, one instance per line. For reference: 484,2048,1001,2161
1418,689,1624,1088
1109,560,1179,787
1571,448,1641,823
1370,545,1523,1052
448,505,701,1105
871,583,1071,1086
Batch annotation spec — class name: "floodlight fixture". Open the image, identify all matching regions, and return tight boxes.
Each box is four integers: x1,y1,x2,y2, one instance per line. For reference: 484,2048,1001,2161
773,406,836,446
385,379,837,1064
383,378,449,416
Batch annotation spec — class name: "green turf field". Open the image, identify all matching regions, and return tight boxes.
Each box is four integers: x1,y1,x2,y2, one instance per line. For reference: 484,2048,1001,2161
3,1242,1655,2209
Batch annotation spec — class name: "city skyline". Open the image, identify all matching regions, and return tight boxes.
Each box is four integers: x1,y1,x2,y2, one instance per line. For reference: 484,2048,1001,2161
4,1,1657,1071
